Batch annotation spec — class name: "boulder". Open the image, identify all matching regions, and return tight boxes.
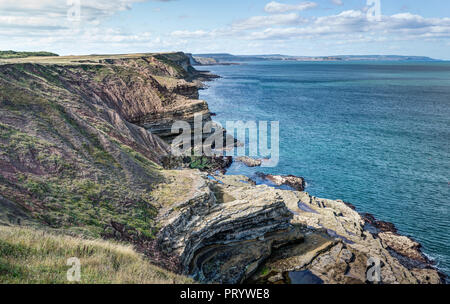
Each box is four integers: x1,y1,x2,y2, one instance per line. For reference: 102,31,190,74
235,156,262,167
257,173,306,191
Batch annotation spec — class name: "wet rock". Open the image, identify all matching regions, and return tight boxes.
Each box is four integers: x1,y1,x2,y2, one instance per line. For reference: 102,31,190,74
378,232,428,265
362,213,398,234
191,174,442,284
281,191,442,284
256,173,306,191
235,156,262,167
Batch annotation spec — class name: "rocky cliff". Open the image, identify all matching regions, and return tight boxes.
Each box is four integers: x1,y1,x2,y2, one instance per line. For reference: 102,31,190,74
0,52,444,284
152,171,443,284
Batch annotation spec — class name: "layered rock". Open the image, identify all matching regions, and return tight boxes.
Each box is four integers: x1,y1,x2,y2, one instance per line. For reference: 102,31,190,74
173,174,443,284
144,170,443,284
154,171,304,283
0,53,198,238
254,186,443,284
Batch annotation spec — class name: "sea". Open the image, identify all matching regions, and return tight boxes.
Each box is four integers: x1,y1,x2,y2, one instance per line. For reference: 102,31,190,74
199,60,450,277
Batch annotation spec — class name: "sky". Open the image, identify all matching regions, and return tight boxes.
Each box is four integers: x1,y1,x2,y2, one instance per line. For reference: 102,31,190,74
0,0,449,59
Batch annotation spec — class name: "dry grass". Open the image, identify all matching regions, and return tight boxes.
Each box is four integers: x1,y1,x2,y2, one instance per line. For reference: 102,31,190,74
0,52,180,66
150,171,196,207
0,225,193,284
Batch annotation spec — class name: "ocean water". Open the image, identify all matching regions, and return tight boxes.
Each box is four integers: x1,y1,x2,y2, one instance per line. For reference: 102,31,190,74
199,61,450,277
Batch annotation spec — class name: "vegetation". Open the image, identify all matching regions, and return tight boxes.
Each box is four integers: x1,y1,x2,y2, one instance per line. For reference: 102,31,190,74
0,52,203,283
0,64,164,239
0,225,192,284
154,54,188,78
0,51,58,59
150,171,194,207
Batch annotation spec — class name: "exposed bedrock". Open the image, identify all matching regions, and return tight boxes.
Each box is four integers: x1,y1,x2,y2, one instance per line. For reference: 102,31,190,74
255,185,444,284
256,172,306,191
155,172,443,284
235,156,263,167
155,171,304,283
137,99,212,140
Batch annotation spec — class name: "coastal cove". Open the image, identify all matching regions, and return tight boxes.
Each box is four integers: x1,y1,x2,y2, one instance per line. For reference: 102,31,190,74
199,60,450,278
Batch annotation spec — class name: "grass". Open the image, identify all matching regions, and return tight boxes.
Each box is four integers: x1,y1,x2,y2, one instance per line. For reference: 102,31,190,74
0,51,58,59
150,171,194,207
0,119,160,239
0,52,184,66
153,54,188,78
0,225,193,284
0,79,163,239
17,175,160,239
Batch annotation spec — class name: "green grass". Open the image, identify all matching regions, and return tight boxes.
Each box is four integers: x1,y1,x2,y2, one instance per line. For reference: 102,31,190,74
259,266,271,276
0,51,58,59
154,54,188,78
18,175,160,238
0,111,160,239
0,225,193,284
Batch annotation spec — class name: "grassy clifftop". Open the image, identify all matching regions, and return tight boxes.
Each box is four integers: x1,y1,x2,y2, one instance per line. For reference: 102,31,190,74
0,51,58,59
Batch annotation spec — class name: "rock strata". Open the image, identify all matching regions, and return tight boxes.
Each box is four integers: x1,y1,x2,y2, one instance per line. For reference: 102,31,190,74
150,172,443,284
154,171,305,283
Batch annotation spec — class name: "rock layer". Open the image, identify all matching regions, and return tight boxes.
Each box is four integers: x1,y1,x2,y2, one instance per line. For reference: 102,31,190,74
173,174,443,284
155,171,304,283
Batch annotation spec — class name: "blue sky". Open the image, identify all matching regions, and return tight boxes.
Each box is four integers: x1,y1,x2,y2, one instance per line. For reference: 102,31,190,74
0,0,449,59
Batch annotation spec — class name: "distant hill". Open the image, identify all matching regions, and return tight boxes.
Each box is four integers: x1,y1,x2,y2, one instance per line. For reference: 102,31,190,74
193,53,291,62
0,50,58,59
193,53,441,64
337,55,439,61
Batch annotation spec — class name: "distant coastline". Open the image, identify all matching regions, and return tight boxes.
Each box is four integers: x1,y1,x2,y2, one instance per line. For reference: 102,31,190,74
191,53,442,65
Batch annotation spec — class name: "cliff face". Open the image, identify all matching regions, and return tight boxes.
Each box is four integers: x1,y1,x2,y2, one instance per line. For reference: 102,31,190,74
0,53,443,284
0,53,201,237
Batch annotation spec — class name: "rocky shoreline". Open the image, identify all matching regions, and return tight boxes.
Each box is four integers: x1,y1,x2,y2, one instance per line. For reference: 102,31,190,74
230,158,445,281
0,52,446,284
194,154,447,283
183,72,447,283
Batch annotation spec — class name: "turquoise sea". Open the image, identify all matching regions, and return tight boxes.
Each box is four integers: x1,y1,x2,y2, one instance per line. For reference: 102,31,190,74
199,61,450,277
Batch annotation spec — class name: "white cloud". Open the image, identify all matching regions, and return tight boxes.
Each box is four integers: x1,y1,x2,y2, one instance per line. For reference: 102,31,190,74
173,9,450,45
264,1,317,14
331,0,343,5
232,13,306,30
0,0,147,21
0,0,168,32
247,10,450,40
171,30,210,39
0,0,179,54
1,1,449,58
